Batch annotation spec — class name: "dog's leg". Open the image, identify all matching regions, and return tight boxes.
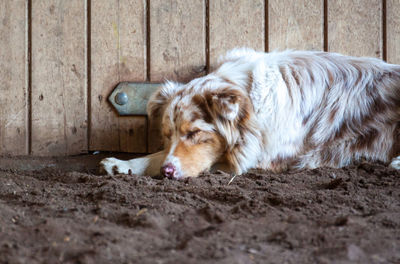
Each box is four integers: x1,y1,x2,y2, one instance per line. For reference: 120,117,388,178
100,151,165,176
389,156,400,169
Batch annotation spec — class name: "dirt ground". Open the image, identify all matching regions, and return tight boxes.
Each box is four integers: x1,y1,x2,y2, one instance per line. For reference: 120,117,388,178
0,154,399,264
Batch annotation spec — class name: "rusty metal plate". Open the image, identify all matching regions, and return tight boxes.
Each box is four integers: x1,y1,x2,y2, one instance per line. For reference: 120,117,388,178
108,82,162,116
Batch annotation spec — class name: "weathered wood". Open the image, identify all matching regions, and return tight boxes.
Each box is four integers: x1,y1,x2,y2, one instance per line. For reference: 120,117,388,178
118,116,147,152
90,0,147,153
31,0,87,155
0,0,28,155
148,0,206,152
387,0,400,64
269,0,323,51
209,0,265,69
328,0,382,58
150,0,206,82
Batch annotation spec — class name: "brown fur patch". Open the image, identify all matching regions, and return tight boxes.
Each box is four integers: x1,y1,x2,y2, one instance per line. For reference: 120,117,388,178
289,65,301,86
212,87,252,123
221,76,237,87
237,97,252,124
353,65,363,87
191,111,202,122
246,72,254,93
329,106,338,123
331,120,352,142
162,125,172,139
370,95,387,114
191,94,213,123
179,120,192,135
175,89,185,98
173,133,225,177
327,69,334,85
350,128,379,151
193,87,252,123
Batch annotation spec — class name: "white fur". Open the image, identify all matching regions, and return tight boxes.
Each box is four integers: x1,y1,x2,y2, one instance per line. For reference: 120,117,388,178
390,156,400,169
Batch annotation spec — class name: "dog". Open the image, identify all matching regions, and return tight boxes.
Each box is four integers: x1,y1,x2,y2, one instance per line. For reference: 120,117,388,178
100,48,400,179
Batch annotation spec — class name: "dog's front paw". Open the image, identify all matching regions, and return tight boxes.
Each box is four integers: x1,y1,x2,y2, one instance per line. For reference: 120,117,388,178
390,156,400,170
99,157,132,176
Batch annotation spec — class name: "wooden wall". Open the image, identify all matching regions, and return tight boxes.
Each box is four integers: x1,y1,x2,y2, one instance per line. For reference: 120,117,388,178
0,0,398,156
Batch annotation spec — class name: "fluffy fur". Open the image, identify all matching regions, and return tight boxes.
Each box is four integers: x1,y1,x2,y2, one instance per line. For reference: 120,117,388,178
101,48,400,179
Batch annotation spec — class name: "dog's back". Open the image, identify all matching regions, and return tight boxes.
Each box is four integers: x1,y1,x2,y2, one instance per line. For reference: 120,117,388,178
237,50,400,170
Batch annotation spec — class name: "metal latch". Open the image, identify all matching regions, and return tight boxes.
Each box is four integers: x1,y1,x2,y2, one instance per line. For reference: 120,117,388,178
108,82,161,115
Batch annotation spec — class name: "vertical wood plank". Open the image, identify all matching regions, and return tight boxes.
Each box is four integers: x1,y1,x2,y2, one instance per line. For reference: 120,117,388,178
268,0,323,51
387,0,400,64
0,0,28,155
90,0,147,153
148,0,206,152
31,0,87,155
328,0,382,58
209,0,265,69
150,0,206,82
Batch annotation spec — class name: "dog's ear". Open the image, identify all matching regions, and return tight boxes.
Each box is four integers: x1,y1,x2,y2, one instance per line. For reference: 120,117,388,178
206,88,251,122
147,81,183,119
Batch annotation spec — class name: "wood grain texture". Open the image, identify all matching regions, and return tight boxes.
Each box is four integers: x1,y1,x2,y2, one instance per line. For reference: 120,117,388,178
149,0,206,82
0,0,28,155
387,0,400,64
90,0,147,153
209,0,265,69
268,0,323,51
31,0,87,155
328,0,382,58
148,0,206,152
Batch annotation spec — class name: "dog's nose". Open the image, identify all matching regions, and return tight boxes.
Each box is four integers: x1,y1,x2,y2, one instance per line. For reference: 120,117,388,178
161,163,176,179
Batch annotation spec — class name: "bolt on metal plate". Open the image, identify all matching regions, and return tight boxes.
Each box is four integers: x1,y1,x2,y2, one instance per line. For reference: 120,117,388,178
115,92,129,105
108,82,162,115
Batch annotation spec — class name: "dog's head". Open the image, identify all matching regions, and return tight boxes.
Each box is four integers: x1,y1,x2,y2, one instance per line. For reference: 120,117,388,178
147,77,254,179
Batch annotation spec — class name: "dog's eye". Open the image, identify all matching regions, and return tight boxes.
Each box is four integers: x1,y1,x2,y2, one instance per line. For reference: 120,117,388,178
186,130,200,139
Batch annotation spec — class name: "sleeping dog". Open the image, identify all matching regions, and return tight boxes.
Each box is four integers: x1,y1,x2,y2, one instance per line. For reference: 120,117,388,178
100,48,400,179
